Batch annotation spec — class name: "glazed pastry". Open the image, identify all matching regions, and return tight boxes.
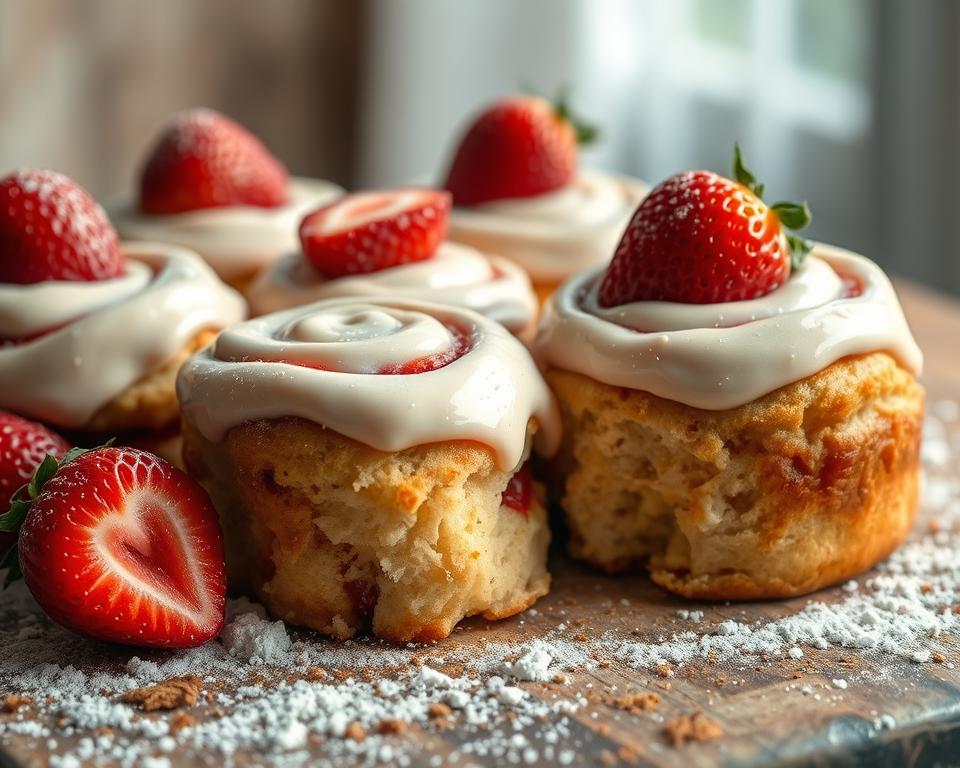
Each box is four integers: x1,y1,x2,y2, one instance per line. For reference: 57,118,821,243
535,149,924,599
178,297,559,642
247,187,538,338
442,95,649,301
112,109,343,290
0,169,245,439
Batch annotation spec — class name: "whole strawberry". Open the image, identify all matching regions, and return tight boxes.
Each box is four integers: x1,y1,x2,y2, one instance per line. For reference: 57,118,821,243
300,188,451,278
598,145,811,306
0,170,124,284
444,92,597,206
140,108,289,214
0,446,226,648
0,412,70,552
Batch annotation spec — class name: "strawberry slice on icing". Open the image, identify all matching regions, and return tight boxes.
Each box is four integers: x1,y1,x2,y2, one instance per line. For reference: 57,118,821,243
299,188,451,278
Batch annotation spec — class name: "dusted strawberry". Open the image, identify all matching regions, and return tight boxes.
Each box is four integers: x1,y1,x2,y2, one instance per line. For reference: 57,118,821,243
140,109,289,214
0,412,70,552
598,145,811,307
445,94,597,206
300,188,451,278
0,170,124,284
0,447,226,648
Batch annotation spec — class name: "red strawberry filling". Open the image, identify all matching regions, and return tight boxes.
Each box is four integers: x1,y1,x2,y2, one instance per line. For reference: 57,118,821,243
501,463,533,517
378,325,471,375
299,188,451,278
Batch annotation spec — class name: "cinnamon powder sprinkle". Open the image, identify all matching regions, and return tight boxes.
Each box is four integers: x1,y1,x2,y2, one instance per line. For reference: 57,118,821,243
3,694,32,713
613,692,660,713
663,712,724,746
119,675,201,712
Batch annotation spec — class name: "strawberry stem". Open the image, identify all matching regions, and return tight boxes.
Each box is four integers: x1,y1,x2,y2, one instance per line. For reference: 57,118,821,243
732,143,812,271
552,86,599,146
0,441,113,587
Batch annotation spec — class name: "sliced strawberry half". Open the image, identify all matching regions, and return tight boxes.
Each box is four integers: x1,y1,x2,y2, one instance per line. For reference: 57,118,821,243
139,108,289,214
0,447,226,648
0,412,70,552
300,188,451,278
0,169,125,284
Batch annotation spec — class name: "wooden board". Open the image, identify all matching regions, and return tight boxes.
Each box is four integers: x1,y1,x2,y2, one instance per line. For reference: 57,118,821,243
1,280,959,768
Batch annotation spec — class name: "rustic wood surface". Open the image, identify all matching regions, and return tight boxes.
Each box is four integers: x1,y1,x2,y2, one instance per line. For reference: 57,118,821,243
1,280,959,768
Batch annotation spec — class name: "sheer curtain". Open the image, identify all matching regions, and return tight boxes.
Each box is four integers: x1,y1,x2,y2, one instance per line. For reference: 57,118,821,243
357,0,960,295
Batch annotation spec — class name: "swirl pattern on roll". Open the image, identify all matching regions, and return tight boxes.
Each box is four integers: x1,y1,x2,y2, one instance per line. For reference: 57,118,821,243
0,243,246,427
535,244,923,410
178,298,559,469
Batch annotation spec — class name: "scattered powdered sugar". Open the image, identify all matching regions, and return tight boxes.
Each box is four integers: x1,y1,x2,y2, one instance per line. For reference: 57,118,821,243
0,404,957,765
221,613,294,666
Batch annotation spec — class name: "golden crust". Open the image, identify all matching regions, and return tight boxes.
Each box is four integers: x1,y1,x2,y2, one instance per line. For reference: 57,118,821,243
85,330,217,433
545,352,924,600
182,416,550,642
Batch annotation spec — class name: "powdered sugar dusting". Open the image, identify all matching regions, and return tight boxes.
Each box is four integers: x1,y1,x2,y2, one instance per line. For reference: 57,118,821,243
0,404,958,765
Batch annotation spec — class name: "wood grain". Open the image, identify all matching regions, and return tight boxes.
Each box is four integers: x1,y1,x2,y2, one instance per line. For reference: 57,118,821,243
1,280,959,767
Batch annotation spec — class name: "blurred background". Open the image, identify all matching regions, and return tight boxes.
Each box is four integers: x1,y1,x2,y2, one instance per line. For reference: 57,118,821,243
2,0,958,294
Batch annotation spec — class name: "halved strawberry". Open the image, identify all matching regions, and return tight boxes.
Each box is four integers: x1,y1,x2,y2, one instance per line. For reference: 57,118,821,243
0,447,226,648
598,145,811,306
0,170,124,284
501,463,533,517
0,412,70,552
139,109,289,214
444,93,597,206
300,188,451,278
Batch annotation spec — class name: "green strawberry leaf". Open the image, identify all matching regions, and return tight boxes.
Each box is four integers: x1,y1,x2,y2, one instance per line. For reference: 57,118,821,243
732,142,763,198
733,144,814,272
771,201,812,231
553,86,599,146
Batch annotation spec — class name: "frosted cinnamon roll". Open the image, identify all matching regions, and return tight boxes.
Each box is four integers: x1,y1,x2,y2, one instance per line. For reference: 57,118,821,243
177,298,559,642
536,150,924,601
441,95,649,301
0,168,244,439
246,187,537,338
112,109,343,290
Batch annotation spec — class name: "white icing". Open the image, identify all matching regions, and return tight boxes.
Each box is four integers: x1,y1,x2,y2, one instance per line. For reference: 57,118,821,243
0,243,246,428
246,241,537,333
177,298,559,469
447,170,649,284
111,178,344,282
535,244,923,410
0,265,151,338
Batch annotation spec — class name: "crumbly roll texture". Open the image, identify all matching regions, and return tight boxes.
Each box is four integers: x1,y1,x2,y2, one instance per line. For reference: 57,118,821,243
546,352,924,599
182,416,550,641
86,329,218,433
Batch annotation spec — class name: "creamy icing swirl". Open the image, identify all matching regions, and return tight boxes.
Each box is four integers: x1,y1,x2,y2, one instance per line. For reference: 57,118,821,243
0,243,246,428
112,178,344,282
535,244,923,410
447,170,649,284
246,241,537,333
177,298,559,469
